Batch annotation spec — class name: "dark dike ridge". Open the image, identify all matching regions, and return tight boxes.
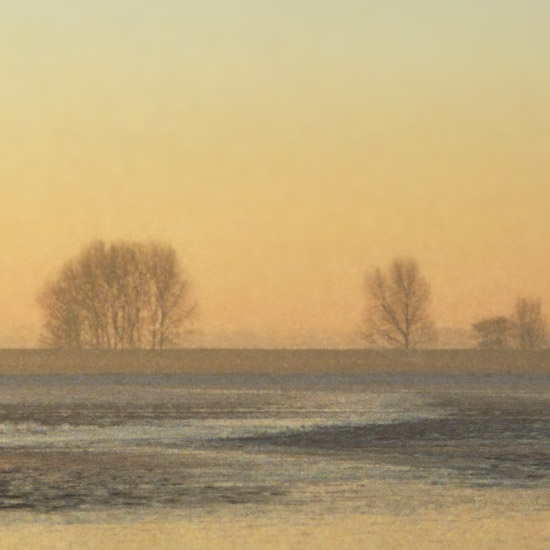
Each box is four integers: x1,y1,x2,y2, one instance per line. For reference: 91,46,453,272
1,348,550,375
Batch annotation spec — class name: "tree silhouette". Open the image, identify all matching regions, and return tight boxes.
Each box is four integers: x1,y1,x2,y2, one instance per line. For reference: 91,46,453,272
362,257,434,349
38,240,195,349
512,296,547,349
472,316,512,348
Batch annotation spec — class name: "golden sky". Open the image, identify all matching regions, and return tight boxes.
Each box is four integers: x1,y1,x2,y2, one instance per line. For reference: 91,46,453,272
1,1,549,347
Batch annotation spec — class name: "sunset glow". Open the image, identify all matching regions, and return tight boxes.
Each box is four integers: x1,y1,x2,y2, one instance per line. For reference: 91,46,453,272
2,1,550,347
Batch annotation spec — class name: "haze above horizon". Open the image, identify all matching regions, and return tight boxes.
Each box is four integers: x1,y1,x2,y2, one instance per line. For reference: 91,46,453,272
1,1,549,348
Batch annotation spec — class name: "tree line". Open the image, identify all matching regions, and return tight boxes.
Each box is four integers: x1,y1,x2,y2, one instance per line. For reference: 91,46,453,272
38,241,548,350
472,297,547,349
362,257,548,349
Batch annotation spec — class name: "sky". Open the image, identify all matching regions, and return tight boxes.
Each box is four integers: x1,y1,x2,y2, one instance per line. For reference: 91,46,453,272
1,1,550,347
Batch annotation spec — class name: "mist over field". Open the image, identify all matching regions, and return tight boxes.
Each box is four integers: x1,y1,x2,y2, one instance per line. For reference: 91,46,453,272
2,2,550,351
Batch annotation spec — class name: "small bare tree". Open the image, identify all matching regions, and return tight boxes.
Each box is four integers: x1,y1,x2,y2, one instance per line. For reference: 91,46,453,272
362,257,434,349
511,296,547,349
38,240,195,349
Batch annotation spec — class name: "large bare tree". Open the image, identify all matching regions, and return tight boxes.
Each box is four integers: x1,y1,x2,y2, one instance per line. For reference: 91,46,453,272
38,240,195,349
511,296,547,349
362,257,434,349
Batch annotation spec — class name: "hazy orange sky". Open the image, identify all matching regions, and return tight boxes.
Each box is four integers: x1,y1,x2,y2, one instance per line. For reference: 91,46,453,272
1,1,549,347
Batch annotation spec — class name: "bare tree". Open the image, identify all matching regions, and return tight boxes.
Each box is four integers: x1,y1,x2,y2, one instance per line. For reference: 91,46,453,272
146,242,196,349
38,240,195,349
362,257,434,349
511,296,547,349
472,316,512,349
37,262,83,348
